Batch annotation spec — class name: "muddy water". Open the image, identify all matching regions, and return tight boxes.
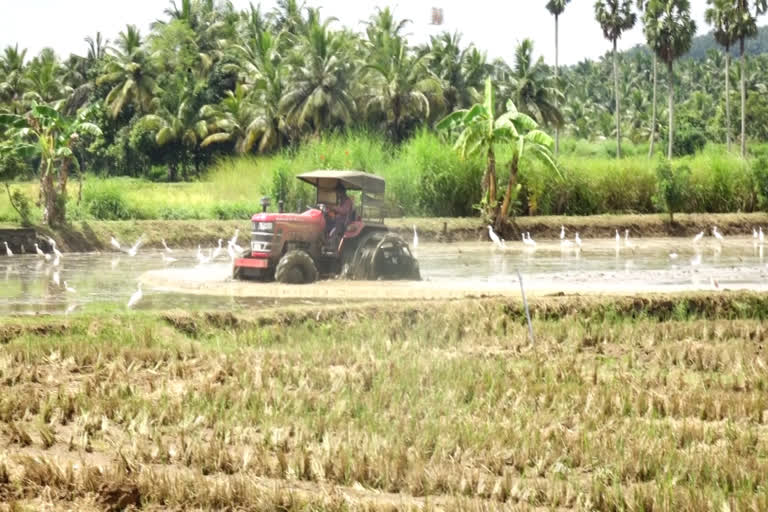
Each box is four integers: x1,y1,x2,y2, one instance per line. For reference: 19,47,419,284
1,237,767,315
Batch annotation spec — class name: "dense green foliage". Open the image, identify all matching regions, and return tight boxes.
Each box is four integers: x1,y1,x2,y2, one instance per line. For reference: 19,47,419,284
1,0,768,223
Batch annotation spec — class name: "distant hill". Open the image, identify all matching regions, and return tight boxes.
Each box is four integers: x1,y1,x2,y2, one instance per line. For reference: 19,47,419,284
626,24,768,60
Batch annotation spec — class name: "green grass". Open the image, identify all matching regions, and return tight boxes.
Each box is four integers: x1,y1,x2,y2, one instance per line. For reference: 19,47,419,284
2,294,768,510
2,133,768,225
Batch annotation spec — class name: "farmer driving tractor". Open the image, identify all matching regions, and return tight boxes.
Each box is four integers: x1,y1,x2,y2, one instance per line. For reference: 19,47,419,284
327,182,354,242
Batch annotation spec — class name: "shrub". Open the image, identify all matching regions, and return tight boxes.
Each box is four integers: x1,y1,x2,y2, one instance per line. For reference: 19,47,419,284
673,129,707,157
83,181,139,220
752,157,768,210
654,161,690,222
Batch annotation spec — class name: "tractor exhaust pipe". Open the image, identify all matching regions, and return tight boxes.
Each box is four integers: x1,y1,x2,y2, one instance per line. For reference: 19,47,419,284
260,196,271,213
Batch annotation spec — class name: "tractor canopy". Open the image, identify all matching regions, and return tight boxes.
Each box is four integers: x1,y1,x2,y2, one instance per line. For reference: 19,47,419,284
297,170,388,222
296,170,385,194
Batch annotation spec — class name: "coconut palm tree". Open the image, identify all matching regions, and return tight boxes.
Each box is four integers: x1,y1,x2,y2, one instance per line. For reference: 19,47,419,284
733,0,767,156
279,19,356,136
0,45,28,112
545,0,571,155
637,0,660,157
140,94,208,181
24,48,69,104
705,0,737,150
98,25,158,118
201,83,280,154
644,0,696,159
594,0,637,158
503,39,564,130
363,38,439,142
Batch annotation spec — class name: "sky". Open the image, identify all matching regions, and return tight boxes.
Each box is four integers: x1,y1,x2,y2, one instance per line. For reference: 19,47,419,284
0,0,710,66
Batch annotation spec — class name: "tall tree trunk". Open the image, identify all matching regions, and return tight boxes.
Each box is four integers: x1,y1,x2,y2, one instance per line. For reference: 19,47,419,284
668,60,674,160
648,54,657,158
496,153,520,230
725,46,731,151
613,38,621,159
740,37,746,157
487,147,497,217
554,13,560,157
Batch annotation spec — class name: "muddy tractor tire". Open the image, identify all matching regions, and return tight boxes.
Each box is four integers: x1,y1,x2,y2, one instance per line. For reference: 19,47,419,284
275,250,319,284
344,231,420,281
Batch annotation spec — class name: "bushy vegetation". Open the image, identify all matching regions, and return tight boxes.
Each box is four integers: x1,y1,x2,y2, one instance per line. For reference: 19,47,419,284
3,133,768,223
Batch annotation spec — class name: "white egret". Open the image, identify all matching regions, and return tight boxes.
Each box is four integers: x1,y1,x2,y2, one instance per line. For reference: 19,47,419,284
110,236,121,250
4,242,12,256
161,253,178,265
211,239,223,261
624,229,632,248
52,270,60,287
52,244,62,260
669,252,679,260
560,226,565,240
487,225,503,249
127,283,143,309
754,228,758,239
522,233,535,247
526,232,536,246
560,238,574,250
230,228,240,247
52,253,60,267
35,243,45,258
161,239,173,253
712,226,724,243
692,231,704,244
760,228,764,244
574,233,582,248
615,230,621,246
65,303,78,315
227,241,237,262
63,281,76,293
691,253,702,266
110,257,120,269
126,236,143,257
412,225,419,250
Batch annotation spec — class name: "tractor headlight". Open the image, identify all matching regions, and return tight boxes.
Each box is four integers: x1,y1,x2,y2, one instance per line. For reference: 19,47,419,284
257,222,274,232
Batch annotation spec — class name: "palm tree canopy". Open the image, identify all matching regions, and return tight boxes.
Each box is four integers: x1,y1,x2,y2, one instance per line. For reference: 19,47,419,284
546,0,572,17
594,0,637,42
644,0,697,65
705,0,737,50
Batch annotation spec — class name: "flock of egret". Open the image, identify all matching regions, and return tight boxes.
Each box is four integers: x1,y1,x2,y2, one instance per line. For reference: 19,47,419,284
1,228,244,310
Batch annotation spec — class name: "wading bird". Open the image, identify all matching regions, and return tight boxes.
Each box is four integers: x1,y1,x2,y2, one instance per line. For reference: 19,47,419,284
487,225,503,250
712,226,724,243
211,239,223,261
227,241,237,262
126,236,144,257
110,236,121,250
412,225,419,250
522,233,536,247
560,226,565,240
63,281,76,293
230,229,240,247
615,230,621,246
4,242,12,256
52,270,60,287
526,232,536,246
669,252,679,260
691,253,702,266
52,253,60,267
127,283,143,309
574,233,582,248
35,243,45,258
692,231,704,244
760,228,764,244
162,239,173,253
161,253,178,265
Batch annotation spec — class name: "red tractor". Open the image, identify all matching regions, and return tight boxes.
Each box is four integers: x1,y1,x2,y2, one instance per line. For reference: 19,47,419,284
233,170,420,283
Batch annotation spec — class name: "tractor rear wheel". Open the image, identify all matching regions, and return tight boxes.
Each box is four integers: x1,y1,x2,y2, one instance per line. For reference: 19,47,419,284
343,231,420,281
275,250,318,284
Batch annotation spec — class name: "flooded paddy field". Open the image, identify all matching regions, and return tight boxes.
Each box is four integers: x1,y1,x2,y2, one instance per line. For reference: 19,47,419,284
1,235,767,315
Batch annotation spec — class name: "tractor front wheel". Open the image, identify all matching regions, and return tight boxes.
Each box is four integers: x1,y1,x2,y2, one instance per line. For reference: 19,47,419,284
275,250,318,284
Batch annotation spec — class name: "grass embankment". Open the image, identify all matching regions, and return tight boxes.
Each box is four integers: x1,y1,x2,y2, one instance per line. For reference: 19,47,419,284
6,212,768,253
2,133,768,226
2,293,768,510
